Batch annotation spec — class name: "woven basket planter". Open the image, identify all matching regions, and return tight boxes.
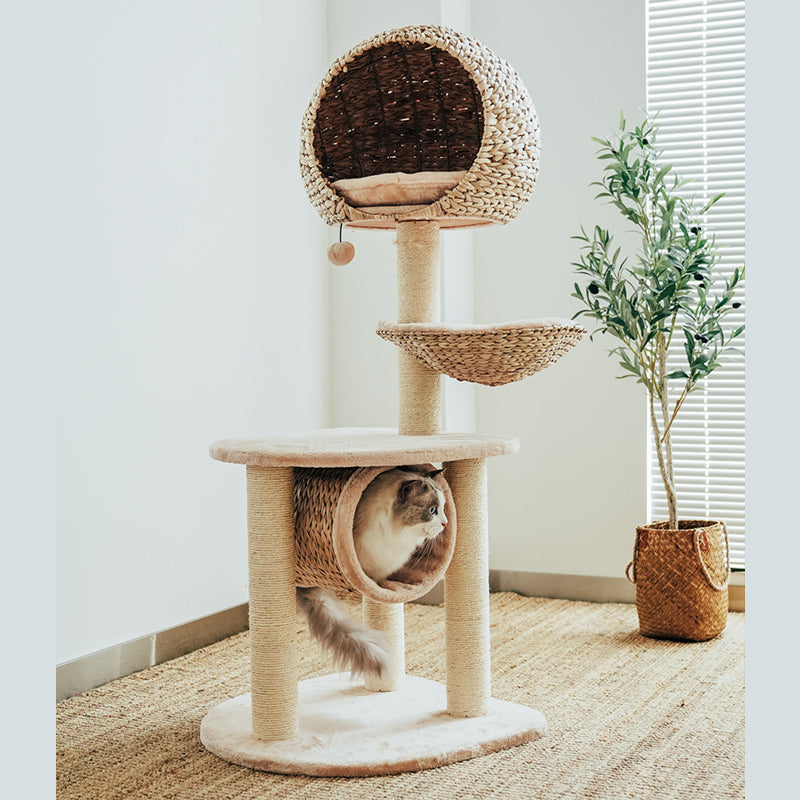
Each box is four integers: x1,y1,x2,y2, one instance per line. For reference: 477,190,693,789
376,320,587,386
300,25,540,229
293,465,457,604
626,520,730,641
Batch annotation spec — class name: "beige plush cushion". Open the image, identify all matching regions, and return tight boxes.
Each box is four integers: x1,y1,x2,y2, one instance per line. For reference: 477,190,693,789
331,171,467,208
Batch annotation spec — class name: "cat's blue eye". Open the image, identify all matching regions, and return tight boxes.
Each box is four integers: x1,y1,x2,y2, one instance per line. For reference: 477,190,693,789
429,506,438,515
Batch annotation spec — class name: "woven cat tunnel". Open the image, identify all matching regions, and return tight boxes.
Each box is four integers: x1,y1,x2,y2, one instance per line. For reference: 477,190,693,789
293,465,457,603
300,25,541,229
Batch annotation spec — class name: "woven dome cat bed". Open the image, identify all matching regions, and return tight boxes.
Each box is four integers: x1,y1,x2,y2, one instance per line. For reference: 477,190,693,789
299,25,541,229
293,464,457,604
376,319,587,387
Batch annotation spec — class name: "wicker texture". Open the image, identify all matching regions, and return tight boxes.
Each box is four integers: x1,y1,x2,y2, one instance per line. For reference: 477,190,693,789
293,467,353,593
300,25,540,228
293,465,456,604
377,321,587,386
626,520,730,642
314,43,482,180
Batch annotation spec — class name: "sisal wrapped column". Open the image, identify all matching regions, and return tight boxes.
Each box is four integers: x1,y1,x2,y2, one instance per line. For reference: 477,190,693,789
396,220,442,436
443,458,491,717
246,465,298,740
362,599,405,691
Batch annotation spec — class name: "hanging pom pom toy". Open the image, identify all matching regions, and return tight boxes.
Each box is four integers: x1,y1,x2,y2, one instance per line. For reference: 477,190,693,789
327,225,355,265
327,241,354,265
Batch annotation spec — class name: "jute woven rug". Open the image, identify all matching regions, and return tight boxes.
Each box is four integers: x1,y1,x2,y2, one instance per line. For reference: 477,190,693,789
57,593,745,799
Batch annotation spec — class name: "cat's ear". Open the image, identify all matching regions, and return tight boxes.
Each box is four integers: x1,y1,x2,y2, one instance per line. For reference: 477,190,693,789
398,479,426,503
428,468,445,478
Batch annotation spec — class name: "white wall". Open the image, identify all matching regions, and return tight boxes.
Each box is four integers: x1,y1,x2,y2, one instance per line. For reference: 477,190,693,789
472,0,647,577
47,0,653,664
55,0,328,664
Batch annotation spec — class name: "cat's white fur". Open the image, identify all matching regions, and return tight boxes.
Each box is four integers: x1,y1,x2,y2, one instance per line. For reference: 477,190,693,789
353,468,447,581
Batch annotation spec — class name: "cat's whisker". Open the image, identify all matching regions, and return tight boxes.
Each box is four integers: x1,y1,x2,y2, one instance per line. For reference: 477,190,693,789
415,538,432,559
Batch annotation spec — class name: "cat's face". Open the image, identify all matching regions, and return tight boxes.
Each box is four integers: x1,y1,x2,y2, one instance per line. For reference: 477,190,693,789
394,475,447,539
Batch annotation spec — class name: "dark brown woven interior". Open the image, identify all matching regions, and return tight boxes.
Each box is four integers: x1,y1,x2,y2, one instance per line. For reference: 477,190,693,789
314,41,484,181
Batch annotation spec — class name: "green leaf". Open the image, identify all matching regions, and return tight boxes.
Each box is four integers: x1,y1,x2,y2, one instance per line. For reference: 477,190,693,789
701,193,725,214
571,111,742,424
654,164,671,186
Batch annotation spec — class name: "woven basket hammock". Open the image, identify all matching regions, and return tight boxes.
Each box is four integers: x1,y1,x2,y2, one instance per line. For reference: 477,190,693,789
293,465,457,604
626,520,730,642
299,25,540,228
376,321,587,387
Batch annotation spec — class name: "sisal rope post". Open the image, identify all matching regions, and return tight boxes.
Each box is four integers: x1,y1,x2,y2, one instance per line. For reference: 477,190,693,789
396,220,442,436
362,600,405,691
246,465,299,740
443,457,491,717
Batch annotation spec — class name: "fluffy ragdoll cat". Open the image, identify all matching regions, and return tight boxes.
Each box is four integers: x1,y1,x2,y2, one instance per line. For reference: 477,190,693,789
295,466,447,679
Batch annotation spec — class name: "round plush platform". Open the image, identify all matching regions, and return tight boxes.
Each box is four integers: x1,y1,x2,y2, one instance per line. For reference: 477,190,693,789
209,427,519,468
200,674,546,777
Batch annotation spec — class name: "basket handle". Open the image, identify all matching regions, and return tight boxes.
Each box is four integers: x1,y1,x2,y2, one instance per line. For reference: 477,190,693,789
625,527,648,584
694,522,731,591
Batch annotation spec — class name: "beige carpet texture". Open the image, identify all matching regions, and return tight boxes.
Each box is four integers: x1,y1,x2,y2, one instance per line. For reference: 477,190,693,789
57,593,745,800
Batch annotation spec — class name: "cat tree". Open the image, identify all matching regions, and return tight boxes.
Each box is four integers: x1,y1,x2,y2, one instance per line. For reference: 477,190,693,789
200,25,585,777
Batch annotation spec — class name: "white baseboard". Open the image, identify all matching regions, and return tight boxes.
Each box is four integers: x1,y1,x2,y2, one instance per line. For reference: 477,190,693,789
493,569,743,611
56,603,248,703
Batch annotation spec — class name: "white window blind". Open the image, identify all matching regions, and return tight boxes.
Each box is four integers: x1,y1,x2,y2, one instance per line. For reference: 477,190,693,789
646,0,746,568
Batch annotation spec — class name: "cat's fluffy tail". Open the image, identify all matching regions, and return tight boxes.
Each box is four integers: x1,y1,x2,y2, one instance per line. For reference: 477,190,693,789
296,587,389,679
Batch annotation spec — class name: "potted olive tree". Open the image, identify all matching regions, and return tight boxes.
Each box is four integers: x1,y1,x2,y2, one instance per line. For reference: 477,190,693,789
572,113,744,641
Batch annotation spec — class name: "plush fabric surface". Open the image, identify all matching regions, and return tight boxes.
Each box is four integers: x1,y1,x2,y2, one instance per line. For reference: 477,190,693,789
331,171,467,207
209,428,519,468
378,318,577,333
200,675,545,776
